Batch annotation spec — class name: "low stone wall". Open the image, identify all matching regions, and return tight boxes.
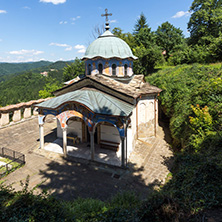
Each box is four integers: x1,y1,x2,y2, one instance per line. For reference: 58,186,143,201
0,98,50,127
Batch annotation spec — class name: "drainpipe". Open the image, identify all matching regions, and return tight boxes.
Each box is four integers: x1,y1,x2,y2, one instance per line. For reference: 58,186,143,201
154,96,157,137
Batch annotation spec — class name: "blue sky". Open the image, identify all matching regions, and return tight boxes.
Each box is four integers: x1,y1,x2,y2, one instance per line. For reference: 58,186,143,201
0,0,193,63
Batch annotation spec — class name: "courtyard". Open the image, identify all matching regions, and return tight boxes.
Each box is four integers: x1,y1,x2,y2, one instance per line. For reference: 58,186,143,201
0,116,173,201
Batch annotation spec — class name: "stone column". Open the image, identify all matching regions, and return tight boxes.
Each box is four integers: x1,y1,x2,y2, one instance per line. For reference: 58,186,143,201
23,107,31,119
63,127,67,157
39,124,44,149
12,110,21,122
0,113,9,126
121,136,126,167
89,131,95,161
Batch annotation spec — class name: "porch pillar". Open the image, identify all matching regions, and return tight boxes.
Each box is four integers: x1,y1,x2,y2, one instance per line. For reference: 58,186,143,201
89,131,95,161
39,124,44,149
121,136,126,167
63,127,67,157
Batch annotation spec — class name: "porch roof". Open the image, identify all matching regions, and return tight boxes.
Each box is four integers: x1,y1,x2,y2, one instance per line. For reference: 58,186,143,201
36,88,134,117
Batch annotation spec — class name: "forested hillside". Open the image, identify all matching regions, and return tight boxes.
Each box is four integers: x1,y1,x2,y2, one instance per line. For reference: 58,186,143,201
0,60,78,106
0,61,52,81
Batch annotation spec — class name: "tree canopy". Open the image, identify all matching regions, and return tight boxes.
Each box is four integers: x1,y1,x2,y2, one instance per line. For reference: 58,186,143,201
188,0,222,45
133,12,148,34
156,22,184,60
63,58,85,82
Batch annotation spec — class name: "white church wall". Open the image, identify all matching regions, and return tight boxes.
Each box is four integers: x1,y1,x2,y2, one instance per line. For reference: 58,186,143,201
67,121,82,142
137,96,156,138
127,127,133,158
100,125,121,144
138,96,155,124
57,119,82,142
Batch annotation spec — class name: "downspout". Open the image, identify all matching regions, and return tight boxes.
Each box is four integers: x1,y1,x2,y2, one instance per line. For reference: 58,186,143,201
154,95,157,137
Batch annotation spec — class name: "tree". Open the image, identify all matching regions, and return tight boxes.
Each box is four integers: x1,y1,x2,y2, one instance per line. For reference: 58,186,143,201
133,12,148,34
63,58,85,82
39,79,61,98
156,22,184,60
188,0,222,45
112,27,137,49
133,45,164,74
134,27,155,48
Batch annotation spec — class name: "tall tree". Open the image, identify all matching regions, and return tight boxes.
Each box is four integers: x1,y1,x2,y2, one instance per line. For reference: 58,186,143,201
156,22,184,60
188,0,222,45
133,12,148,34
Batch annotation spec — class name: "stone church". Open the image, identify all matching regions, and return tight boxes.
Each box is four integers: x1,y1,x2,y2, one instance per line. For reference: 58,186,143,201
36,10,161,167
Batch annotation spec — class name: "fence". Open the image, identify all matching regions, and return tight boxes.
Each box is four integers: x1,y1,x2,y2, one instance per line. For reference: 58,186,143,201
0,147,25,177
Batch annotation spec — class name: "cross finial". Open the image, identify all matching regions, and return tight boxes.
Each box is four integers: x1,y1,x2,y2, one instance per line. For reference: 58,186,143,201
101,8,112,22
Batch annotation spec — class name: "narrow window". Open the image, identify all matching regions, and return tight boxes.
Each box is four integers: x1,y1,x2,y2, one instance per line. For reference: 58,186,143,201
112,64,116,76
98,63,103,74
88,64,91,75
124,64,128,75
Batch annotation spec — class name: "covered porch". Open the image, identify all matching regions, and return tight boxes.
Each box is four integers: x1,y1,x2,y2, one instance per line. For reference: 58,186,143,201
44,138,123,167
36,89,134,168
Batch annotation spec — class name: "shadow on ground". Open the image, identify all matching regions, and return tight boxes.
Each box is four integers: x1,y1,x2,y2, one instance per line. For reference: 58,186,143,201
38,158,153,201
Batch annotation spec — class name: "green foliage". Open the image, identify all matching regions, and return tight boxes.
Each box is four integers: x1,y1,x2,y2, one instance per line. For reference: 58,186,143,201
188,0,222,45
147,63,222,150
39,78,62,98
0,72,48,106
155,22,184,60
63,58,85,82
133,45,164,74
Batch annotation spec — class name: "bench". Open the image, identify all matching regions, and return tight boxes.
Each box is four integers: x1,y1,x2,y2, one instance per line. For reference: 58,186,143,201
100,140,120,152
67,134,80,145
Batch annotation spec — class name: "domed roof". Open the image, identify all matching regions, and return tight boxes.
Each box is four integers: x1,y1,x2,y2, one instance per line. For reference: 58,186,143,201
82,30,137,60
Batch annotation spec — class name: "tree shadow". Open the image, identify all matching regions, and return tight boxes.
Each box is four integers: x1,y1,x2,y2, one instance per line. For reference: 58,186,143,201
38,158,151,201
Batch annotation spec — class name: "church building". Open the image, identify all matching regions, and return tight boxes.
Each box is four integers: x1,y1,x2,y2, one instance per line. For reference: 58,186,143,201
36,10,161,167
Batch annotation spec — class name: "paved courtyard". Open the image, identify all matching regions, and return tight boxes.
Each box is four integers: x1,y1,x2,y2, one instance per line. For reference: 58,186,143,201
0,116,174,201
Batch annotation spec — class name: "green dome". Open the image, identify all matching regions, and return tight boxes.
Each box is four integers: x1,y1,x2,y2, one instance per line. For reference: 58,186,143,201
82,30,137,60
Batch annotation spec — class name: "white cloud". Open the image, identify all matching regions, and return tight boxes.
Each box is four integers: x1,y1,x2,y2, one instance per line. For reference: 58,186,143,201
59,21,67,24
50,42,73,51
23,6,31,10
39,0,66,5
172,11,190,19
74,45,86,53
9,49,44,55
0,10,7,14
0,39,2,42
110,20,117,23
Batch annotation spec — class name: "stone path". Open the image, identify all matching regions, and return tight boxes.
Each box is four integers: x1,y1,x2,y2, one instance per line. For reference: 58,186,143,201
0,117,173,200
128,122,174,185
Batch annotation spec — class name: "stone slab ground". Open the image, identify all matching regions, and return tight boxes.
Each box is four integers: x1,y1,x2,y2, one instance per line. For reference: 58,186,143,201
0,116,173,201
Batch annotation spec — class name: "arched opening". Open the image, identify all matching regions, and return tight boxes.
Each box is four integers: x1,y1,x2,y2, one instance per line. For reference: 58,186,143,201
88,64,92,75
124,64,128,75
112,64,116,76
95,121,121,153
98,63,103,74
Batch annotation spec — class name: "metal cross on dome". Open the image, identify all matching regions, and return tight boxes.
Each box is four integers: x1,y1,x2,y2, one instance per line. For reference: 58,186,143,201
101,8,112,22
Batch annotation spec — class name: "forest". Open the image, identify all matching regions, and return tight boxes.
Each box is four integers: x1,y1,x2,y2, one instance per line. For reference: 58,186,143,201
0,0,221,221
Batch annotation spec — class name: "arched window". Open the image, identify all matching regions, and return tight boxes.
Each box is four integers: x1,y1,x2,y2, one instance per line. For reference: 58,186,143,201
124,64,128,75
98,63,103,74
88,64,91,75
112,64,116,76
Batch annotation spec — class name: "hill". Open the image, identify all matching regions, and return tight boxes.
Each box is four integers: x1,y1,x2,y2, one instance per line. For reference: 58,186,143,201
0,61,52,80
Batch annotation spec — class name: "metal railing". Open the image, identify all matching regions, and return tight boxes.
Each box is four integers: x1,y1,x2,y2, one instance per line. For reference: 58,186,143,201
0,147,25,177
